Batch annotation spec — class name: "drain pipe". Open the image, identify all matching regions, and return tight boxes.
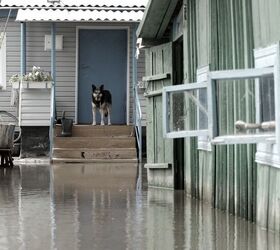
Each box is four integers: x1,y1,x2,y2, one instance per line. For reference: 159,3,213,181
49,22,56,160
19,22,26,124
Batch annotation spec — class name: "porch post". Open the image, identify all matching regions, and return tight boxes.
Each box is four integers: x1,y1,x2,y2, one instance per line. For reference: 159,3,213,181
19,22,26,123
132,23,142,163
50,22,56,159
132,24,138,124
20,22,26,76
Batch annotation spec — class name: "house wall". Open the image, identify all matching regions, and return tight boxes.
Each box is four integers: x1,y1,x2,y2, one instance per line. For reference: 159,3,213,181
184,0,280,231
0,20,146,125
183,0,257,221
251,0,280,232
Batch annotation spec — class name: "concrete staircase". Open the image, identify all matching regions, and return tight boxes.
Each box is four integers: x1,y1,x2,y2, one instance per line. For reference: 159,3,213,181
52,125,138,163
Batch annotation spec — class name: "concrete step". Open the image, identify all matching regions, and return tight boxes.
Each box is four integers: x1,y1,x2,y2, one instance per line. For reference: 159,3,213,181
53,148,137,159
56,125,134,137
52,158,138,164
54,136,136,148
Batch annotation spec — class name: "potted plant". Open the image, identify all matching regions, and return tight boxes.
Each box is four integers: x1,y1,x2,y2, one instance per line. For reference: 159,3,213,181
9,66,52,89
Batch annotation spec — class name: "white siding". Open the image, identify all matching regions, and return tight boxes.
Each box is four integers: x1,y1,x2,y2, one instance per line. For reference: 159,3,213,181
20,89,51,126
0,21,147,125
0,20,20,123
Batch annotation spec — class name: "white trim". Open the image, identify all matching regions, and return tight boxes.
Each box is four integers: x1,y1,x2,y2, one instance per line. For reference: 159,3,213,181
0,33,6,90
197,136,212,151
211,134,275,145
254,42,280,166
254,43,278,68
197,65,211,151
165,130,208,139
75,25,130,125
126,25,130,125
256,143,280,169
164,82,207,92
209,67,274,80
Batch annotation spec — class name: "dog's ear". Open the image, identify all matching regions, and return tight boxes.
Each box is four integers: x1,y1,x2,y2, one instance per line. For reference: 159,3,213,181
100,84,104,91
92,84,96,91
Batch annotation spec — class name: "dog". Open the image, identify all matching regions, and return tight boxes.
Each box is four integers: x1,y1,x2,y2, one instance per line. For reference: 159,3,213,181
92,84,112,125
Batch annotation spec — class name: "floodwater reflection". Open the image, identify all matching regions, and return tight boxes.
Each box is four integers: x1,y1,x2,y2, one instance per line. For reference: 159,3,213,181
0,164,279,250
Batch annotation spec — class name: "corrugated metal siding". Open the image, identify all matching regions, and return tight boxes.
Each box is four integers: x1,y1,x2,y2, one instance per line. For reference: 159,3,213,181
252,0,280,49
0,21,146,125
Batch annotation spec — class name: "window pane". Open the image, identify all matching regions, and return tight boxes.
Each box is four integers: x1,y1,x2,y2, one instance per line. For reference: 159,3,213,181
260,75,275,122
215,75,275,137
198,88,208,129
168,88,208,132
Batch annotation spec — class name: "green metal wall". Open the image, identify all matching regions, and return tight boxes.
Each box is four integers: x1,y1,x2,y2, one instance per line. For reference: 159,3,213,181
183,0,257,221
252,0,280,49
252,0,280,232
145,42,174,189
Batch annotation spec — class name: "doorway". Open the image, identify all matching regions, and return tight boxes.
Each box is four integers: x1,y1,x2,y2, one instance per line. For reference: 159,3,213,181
173,38,185,190
77,28,128,124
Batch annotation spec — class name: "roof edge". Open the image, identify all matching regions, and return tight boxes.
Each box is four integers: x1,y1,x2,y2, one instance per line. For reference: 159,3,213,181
136,0,179,40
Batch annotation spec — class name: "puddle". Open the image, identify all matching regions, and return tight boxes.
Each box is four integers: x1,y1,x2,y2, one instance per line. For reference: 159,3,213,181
0,164,279,250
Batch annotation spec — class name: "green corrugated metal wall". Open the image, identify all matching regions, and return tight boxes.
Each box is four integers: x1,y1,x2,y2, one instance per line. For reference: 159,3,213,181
251,0,280,232
183,0,257,221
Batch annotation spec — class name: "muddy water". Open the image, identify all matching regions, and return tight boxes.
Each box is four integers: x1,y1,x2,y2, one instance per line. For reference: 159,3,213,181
0,164,279,250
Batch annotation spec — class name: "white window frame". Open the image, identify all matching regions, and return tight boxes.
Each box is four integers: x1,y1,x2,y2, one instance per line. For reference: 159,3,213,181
162,43,280,149
162,82,208,139
254,43,280,167
0,33,6,90
208,67,276,144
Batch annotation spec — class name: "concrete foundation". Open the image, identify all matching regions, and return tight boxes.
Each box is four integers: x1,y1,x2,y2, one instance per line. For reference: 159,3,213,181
20,126,49,158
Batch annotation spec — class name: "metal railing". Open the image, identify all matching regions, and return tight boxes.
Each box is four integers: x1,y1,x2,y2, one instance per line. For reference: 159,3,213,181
134,85,142,163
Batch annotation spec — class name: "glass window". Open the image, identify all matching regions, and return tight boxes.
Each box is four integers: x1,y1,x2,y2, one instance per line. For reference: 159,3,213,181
163,82,208,139
208,68,276,144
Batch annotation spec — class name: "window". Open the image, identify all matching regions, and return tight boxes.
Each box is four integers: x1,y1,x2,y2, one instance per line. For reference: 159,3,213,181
162,43,280,148
162,81,208,139
0,33,6,90
208,67,276,144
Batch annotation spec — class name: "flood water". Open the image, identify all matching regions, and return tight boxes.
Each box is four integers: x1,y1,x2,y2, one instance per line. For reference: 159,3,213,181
0,163,279,250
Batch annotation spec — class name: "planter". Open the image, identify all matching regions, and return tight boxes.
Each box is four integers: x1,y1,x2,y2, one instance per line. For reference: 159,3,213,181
12,81,52,89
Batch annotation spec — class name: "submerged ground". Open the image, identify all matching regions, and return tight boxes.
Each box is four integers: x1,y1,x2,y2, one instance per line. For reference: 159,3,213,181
0,163,279,250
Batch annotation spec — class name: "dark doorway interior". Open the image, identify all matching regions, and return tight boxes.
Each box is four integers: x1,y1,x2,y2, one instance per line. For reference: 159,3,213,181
173,38,184,190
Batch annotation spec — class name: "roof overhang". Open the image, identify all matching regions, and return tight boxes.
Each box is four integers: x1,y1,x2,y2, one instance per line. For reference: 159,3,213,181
0,0,148,23
0,0,147,8
16,9,144,22
136,0,179,40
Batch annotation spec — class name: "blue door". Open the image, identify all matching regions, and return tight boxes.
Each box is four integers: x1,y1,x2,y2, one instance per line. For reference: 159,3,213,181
78,29,127,124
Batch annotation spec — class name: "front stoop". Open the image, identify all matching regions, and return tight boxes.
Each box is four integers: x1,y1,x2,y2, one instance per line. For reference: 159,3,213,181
52,125,138,163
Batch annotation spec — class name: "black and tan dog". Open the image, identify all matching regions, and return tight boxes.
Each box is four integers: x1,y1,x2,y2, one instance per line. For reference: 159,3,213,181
92,84,112,125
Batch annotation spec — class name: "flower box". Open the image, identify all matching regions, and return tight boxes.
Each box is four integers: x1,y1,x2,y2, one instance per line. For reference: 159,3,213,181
12,81,52,89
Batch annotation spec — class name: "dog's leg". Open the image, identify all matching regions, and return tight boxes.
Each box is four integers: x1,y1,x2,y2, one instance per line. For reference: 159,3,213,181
100,110,105,125
92,104,97,125
107,106,111,125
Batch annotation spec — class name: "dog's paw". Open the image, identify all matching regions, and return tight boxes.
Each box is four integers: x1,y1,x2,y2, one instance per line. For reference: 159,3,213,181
92,122,96,126
108,122,112,126
100,122,105,126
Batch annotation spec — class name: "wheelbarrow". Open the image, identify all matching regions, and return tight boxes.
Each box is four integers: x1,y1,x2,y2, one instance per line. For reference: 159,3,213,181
0,111,21,168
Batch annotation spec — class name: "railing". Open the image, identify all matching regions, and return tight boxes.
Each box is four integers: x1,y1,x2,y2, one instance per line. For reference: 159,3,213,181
134,85,142,163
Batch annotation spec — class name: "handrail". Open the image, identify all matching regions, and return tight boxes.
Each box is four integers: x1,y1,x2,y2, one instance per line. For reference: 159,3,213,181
134,85,142,163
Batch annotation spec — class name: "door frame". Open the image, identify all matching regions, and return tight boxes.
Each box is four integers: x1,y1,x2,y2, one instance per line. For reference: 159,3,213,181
75,25,130,124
